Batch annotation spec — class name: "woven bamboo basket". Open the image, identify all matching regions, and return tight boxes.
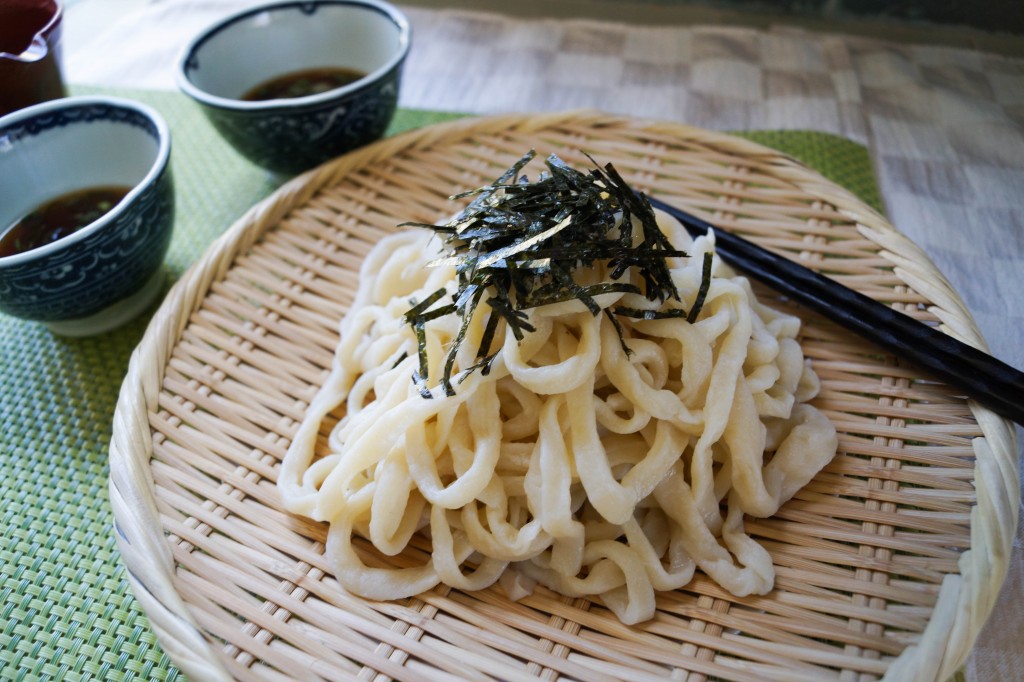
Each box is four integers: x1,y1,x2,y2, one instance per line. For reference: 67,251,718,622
109,112,1018,682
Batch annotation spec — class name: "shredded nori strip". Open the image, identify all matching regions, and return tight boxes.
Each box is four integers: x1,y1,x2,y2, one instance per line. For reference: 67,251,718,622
401,151,713,395
687,252,714,324
604,308,633,358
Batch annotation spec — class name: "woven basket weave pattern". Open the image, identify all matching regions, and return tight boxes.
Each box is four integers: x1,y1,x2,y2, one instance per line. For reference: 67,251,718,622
109,112,1018,682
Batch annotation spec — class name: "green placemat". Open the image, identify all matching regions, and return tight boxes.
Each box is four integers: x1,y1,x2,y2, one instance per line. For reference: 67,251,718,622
0,88,882,682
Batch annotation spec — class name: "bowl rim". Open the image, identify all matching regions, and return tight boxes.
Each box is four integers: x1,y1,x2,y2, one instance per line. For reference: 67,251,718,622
0,95,172,268
175,0,411,112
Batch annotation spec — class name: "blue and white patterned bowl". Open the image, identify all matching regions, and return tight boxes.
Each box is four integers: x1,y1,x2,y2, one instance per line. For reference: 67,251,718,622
176,0,410,176
0,96,174,336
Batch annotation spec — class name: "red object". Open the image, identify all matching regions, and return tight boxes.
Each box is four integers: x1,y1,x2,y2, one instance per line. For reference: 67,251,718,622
0,0,66,116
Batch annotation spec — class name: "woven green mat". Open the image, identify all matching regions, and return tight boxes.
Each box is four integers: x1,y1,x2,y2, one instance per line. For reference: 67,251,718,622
0,87,883,682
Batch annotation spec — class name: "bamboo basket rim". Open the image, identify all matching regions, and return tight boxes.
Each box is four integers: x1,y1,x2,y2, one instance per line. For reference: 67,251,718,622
108,110,1019,682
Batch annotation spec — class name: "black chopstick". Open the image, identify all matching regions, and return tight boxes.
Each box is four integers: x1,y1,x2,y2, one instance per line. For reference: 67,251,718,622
645,195,1024,426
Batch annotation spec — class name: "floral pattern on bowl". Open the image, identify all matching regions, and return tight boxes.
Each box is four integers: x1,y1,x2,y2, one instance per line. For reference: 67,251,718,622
0,97,174,334
177,0,410,176
200,66,400,175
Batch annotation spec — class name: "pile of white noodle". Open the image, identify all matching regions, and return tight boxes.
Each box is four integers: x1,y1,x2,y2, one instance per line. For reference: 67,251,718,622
279,210,838,624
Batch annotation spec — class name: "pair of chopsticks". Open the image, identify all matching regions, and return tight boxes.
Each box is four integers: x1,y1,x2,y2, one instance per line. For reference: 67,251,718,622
646,195,1024,426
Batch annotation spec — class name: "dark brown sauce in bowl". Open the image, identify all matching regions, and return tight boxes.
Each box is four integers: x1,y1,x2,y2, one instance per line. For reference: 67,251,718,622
241,66,366,101
0,185,130,257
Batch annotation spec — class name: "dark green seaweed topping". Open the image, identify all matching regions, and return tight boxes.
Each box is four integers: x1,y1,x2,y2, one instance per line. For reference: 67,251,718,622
688,252,714,324
401,151,713,396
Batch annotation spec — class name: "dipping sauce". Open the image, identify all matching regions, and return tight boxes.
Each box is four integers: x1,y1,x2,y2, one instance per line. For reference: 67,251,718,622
0,185,130,257
241,66,366,101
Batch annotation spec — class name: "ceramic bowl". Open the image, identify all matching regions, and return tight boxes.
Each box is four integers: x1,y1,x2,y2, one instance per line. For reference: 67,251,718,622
176,0,410,175
0,96,174,336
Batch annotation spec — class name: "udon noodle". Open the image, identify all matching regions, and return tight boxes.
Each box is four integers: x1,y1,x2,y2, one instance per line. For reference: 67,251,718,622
279,206,838,624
